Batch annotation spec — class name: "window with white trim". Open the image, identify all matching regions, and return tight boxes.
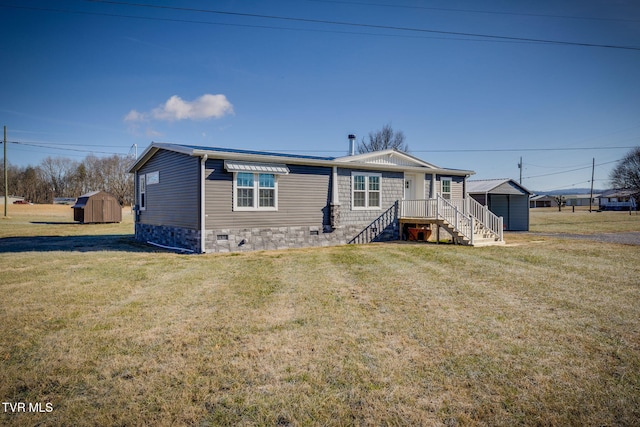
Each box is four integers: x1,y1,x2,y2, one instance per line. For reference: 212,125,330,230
352,172,381,209
138,174,146,210
441,177,452,200
233,172,278,210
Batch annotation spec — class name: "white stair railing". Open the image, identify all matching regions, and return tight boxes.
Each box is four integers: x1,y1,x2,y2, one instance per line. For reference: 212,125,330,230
436,195,474,244
466,197,504,242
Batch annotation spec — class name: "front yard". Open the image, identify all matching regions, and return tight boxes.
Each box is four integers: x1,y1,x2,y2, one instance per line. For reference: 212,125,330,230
0,206,639,425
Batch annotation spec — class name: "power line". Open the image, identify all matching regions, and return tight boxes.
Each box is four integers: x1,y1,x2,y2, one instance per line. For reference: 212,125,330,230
9,140,128,155
0,3,543,45
83,0,640,51
522,159,619,180
411,146,637,154
305,0,640,23
4,1,639,49
9,140,131,148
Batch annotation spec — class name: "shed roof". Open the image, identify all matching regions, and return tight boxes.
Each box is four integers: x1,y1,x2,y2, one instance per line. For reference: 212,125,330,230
599,189,638,198
71,191,116,209
467,179,532,195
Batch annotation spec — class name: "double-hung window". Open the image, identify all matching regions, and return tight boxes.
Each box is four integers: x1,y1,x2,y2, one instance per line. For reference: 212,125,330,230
224,160,289,211
234,172,278,210
352,172,381,210
258,173,275,208
236,173,255,208
441,177,452,200
138,174,146,210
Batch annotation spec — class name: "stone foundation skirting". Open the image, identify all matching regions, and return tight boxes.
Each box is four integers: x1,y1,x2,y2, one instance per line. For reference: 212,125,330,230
135,223,200,252
135,223,399,253
204,224,389,253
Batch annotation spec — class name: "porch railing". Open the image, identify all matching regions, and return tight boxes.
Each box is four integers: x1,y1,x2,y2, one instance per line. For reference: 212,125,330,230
437,195,474,245
400,198,438,218
399,196,504,243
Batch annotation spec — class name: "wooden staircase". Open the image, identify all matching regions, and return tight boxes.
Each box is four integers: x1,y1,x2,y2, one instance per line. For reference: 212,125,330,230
435,217,503,247
399,196,504,247
349,196,504,247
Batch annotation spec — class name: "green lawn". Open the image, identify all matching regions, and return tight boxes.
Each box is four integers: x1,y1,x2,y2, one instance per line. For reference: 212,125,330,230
1,206,639,425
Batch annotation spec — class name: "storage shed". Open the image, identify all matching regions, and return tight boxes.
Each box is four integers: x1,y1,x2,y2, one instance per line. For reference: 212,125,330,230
467,179,532,231
72,191,122,223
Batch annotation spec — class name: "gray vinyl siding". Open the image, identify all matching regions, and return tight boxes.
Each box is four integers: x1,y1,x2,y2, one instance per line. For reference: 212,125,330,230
337,168,403,225
488,195,509,224
204,159,331,229
137,150,200,229
509,195,529,231
435,175,464,199
488,194,529,231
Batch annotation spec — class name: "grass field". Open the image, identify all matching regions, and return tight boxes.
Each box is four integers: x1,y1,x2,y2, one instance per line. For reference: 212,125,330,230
1,205,639,425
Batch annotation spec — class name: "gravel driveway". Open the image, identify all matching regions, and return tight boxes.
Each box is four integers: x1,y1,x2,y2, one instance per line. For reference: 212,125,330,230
527,231,640,246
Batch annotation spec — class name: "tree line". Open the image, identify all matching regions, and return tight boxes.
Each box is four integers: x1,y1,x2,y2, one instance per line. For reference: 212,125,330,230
1,154,135,205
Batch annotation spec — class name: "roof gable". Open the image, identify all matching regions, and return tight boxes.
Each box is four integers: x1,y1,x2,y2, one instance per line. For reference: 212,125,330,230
467,179,532,195
333,149,439,169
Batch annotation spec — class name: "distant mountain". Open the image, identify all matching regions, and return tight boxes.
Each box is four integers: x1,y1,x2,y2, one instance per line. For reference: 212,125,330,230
532,188,606,196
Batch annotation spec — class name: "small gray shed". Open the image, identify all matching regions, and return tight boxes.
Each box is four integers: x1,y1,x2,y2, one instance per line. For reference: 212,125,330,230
72,191,122,224
467,179,532,231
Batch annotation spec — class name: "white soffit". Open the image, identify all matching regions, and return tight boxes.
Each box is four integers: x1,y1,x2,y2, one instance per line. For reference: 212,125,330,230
224,160,290,175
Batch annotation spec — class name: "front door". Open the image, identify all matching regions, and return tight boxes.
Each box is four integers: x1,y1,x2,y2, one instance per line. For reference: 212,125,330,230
404,177,414,199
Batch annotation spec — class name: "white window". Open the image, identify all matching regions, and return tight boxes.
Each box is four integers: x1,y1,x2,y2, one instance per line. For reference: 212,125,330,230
233,172,278,211
441,177,452,200
352,172,381,210
138,174,146,210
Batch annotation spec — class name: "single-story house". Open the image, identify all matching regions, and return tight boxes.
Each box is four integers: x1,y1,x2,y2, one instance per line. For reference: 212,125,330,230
529,195,555,208
128,142,506,253
565,194,600,207
467,179,532,231
599,189,638,211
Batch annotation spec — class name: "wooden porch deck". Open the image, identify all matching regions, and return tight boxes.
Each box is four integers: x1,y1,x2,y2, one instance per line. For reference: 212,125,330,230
398,197,504,246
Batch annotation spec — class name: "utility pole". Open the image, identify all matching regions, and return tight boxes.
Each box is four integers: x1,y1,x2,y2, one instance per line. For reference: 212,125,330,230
518,157,523,185
589,157,595,212
4,126,7,218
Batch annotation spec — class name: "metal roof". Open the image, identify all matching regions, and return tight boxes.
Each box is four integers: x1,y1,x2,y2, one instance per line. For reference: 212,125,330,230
224,160,290,175
467,179,532,195
129,142,475,176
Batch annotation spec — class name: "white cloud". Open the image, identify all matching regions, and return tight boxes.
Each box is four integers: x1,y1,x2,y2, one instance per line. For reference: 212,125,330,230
124,94,234,125
124,109,146,122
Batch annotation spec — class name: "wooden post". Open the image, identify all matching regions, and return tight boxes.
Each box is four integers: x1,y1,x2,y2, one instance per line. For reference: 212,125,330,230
589,157,595,212
4,126,7,218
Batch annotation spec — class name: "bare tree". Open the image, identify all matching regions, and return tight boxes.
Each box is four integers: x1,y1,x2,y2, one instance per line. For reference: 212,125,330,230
554,195,565,212
16,166,49,203
610,147,640,192
39,157,79,201
357,123,408,154
3,153,134,205
98,154,134,205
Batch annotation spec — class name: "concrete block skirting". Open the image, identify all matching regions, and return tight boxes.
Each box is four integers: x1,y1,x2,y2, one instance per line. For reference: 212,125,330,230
135,223,399,253
204,224,393,253
135,223,200,253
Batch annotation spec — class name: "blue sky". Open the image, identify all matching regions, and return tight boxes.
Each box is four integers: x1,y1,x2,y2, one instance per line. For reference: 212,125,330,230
1,0,639,192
